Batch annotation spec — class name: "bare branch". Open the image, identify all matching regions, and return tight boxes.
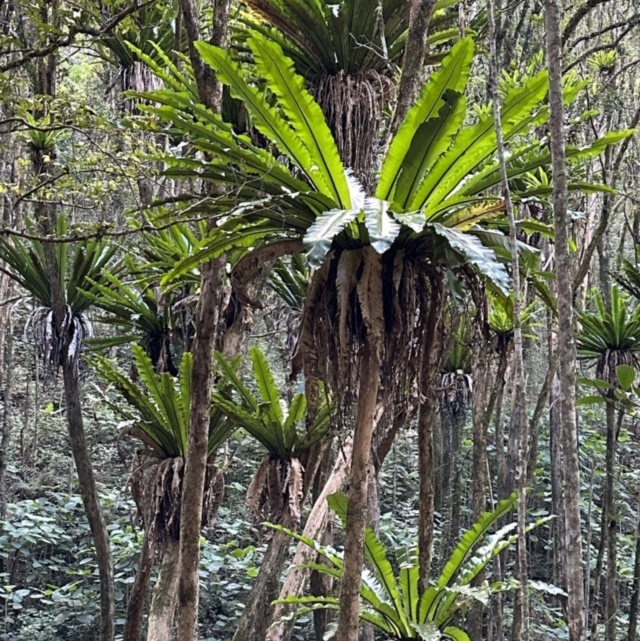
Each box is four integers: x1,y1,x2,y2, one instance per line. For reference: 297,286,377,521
562,0,614,42
0,0,157,73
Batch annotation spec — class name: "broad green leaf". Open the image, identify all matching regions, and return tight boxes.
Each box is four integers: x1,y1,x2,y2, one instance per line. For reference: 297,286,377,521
249,36,350,208
576,395,607,406
443,627,472,641
430,223,510,294
394,90,466,209
283,393,307,450
377,37,475,200
438,493,517,589
616,364,636,391
211,394,277,452
577,377,613,390
413,71,549,211
304,208,359,268
364,198,401,254
250,346,284,426
195,41,337,200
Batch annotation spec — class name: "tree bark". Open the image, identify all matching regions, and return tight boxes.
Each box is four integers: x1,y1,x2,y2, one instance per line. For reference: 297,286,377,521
0,315,13,518
545,2,586,639
486,0,529,633
32,43,115,639
232,516,293,641
628,495,640,641
417,276,444,595
267,441,352,641
390,0,439,134
175,1,230,639
604,406,621,641
123,532,156,641
147,539,180,641
336,252,383,641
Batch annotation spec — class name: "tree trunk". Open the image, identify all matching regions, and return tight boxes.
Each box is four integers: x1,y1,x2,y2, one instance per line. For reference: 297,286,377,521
336,299,383,641
0,316,13,517
604,405,621,641
628,496,640,641
232,517,293,641
449,406,463,550
545,2,586,639
28,18,115,641
486,0,529,633
467,339,491,640
390,0,439,133
416,277,444,596
147,539,180,641
310,521,335,641
175,2,230,639
124,532,156,641
550,375,567,602
267,441,352,641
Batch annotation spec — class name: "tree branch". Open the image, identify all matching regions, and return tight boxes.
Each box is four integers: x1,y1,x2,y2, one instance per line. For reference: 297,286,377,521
0,0,157,73
562,0,614,42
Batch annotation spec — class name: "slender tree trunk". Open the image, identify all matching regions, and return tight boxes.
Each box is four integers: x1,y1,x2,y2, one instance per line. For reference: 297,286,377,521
336,252,383,641
32,47,115,639
175,2,230,639
494,350,509,499
487,0,529,634
0,316,13,518
467,339,492,639
546,2,586,638
449,407,464,548
591,511,607,641
232,514,294,641
550,375,567,600
433,410,444,516
585,463,595,621
417,277,444,595
123,532,156,641
311,522,335,641
391,0,439,133
628,495,640,641
604,405,621,641
147,539,180,641
267,441,352,641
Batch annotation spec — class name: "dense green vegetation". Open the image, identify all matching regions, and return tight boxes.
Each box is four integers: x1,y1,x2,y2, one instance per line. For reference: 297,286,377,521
1,1,640,641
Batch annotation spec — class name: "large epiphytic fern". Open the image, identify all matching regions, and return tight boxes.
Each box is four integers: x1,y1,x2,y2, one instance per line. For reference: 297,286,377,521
92,346,235,540
577,286,640,383
91,345,235,459
235,0,475,77
270,492,556,640
134,35,627,292
212,346,330,522
0,215,118,367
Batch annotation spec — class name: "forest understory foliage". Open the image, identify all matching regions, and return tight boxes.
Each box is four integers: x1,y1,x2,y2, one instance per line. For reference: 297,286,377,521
1,1,640,640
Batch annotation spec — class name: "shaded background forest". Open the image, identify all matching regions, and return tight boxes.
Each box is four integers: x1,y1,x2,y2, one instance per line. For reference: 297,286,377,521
0,0,640,640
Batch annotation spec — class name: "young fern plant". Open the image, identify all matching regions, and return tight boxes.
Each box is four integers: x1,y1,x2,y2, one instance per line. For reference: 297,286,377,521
83,271,180,375
0,215,118,369
90,345,236,542
270,493,556,640
213,346,330,523
577,286,640,383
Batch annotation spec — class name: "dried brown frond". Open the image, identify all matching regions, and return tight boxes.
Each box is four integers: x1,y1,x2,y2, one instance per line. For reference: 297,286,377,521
292,245,450,433
203,461,225,530
246,456,271,518
286,458,304,523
